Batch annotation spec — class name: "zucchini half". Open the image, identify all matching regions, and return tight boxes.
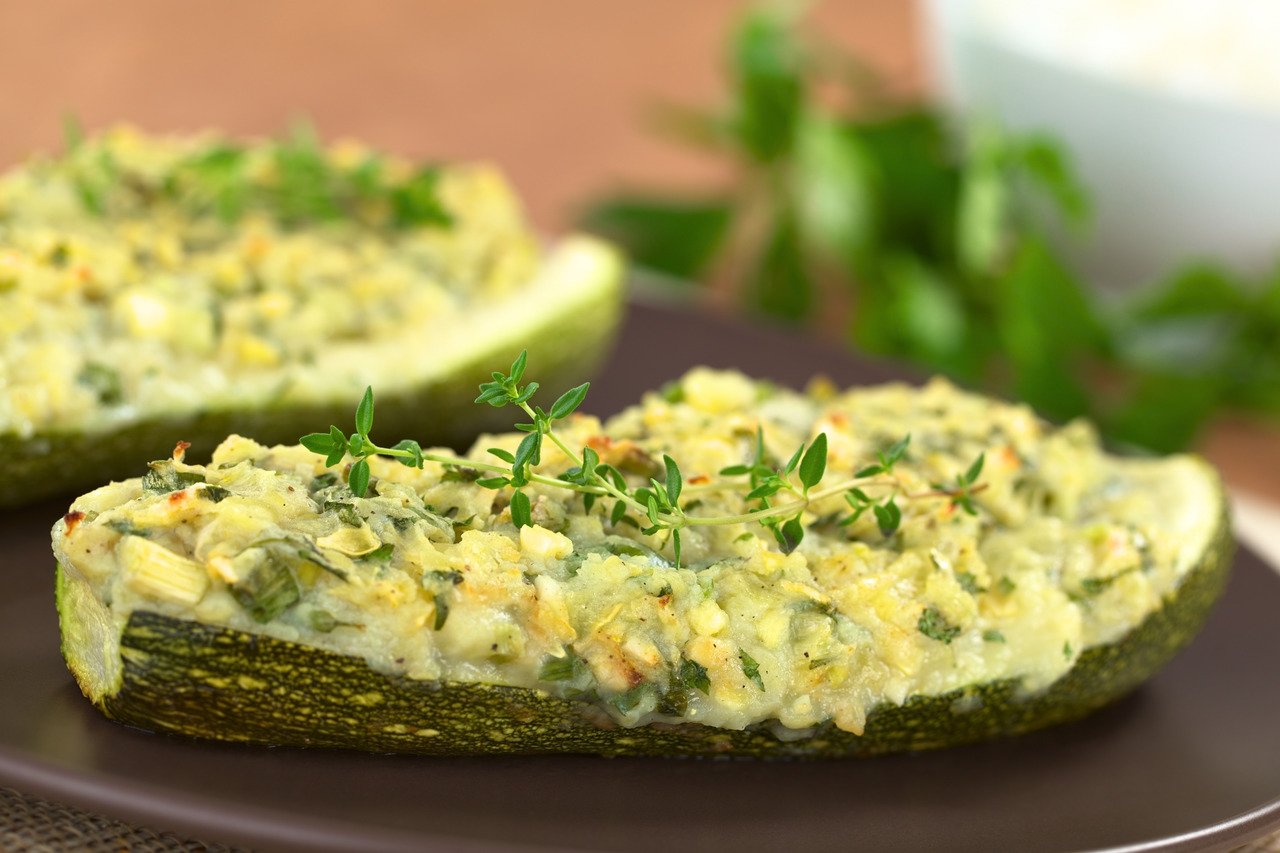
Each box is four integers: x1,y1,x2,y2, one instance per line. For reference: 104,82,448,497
3,236,623,508
55,507,1230,758
52,377,1235,758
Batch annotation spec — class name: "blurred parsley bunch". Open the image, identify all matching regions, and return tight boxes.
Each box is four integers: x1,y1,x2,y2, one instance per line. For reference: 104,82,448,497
580,5,1280,452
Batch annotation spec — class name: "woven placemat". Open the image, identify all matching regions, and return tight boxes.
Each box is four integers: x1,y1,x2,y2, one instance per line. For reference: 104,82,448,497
0,787,246,852
0,784,1277,852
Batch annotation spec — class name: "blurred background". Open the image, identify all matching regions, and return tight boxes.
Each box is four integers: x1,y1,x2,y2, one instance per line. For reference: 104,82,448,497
2,0,1278,505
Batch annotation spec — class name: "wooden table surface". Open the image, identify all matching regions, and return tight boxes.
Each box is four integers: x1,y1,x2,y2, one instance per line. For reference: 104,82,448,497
0,0,1275,500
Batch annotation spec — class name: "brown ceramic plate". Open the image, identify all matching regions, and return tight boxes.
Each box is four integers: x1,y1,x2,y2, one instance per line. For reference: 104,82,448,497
2,301,1279,852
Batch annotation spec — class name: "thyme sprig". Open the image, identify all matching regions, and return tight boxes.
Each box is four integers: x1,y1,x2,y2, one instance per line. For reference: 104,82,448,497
299,352,988,566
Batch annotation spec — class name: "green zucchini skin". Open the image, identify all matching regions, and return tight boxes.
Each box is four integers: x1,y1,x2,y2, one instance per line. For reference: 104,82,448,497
57,506,1233,759
2,259,622,509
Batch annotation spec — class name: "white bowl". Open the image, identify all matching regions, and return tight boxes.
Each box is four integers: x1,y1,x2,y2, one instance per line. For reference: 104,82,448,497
925,0,1280,289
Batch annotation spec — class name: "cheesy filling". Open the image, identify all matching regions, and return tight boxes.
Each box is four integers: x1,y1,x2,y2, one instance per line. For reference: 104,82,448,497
0,125,545,438
53,371,1219,735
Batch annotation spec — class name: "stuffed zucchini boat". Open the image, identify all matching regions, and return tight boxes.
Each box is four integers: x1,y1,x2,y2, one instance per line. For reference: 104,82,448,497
0,125,624,506
53,369,1232,757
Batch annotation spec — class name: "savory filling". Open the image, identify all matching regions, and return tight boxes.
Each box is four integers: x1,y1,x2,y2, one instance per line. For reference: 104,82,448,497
53,371,1218,735
0,125,543,437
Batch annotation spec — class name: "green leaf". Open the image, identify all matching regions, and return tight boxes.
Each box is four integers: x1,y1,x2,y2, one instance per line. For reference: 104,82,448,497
853,255,973,379
362,543,394,562
783,443,805,474
390,439,424,468
739,650,765,690
882,434,911,468
106,519,151,538
731,6,804,163
794,114,870,265
348,458,371,498
671,529,683,567
487,447,516,464
354,386,374,436
798,432,827,491
873,498,901,538
510,350,528,384
432,592,450,630
389,165,453,228
1129,263,1250,321
198,485,232,503
918,605,961,644
300,432,337,456
982,629,1006,643
581,446,600,479
747,209,812,323
509,490,532,528
76,362,123,405
539,652,586,682
549,382,590,421
513,431,542,478
1102,371,1221,452
676,657,711,695
745,481,782,501
996,237,1106,421
579,196,733,280
141,467,205,495
1017,135,1090,224
962,453,985,486
778,516,804,554
610,500,627,527
956,128,1007,277
475,384,510,406
476,477,510,490
512,382,540,405
663,454,683,505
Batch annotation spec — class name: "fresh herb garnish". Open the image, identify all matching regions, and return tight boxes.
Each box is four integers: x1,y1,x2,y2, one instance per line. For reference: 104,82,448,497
982,629,1006,643
300,352,986,567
